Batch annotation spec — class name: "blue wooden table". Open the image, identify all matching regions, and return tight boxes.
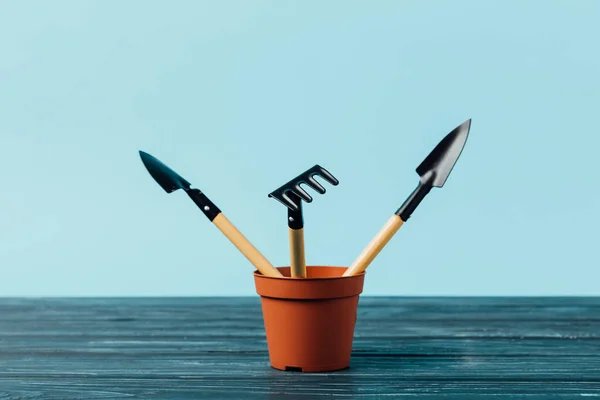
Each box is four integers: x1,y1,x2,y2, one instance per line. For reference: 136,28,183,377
0,297,598,398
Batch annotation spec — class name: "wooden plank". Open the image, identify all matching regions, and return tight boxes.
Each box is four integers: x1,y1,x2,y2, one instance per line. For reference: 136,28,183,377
0,297,599,398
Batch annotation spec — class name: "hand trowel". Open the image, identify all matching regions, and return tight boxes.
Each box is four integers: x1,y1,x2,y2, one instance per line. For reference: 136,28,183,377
139,151,282,278
343,119,472,277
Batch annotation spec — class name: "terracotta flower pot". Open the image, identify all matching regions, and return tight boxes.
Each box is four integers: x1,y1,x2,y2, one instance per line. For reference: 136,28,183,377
253,265,365,372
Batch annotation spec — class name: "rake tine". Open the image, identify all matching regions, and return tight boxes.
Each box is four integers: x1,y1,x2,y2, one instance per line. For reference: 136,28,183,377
305,175,326,194
292,184,313,203
313,166,339,186
278,192,300,212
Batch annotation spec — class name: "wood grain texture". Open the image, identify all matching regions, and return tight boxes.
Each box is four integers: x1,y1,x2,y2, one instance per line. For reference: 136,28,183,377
344,215,404,276
1,297,600,399
288,227,306,278
211,213,282,277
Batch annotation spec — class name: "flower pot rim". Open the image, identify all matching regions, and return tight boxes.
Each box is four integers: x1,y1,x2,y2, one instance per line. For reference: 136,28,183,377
253,265,365,281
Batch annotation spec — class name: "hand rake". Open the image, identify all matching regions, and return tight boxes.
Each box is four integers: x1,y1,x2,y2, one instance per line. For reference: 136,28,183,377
268,165,339,278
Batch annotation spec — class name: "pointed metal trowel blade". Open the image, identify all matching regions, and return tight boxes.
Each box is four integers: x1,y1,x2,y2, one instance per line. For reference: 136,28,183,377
139,151,192,193
416,119,471,187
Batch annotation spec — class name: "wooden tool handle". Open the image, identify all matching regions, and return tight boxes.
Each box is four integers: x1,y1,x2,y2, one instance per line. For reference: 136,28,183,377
212,213,282,277
343,214,404,277
288,227,306,278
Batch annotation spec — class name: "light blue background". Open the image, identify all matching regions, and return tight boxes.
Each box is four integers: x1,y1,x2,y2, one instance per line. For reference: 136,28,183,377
1,1,598,296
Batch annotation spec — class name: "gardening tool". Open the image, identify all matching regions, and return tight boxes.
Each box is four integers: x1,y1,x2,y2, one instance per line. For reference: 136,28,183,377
139,151,282,278
343,119,472,277
268,165,339,278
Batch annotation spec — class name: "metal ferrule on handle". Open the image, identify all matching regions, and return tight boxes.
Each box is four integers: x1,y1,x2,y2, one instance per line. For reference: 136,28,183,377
186,189,221,221
188,189,282,278
394,181,432,222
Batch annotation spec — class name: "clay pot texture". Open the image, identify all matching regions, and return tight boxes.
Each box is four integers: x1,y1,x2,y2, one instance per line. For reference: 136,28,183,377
254,266,365,372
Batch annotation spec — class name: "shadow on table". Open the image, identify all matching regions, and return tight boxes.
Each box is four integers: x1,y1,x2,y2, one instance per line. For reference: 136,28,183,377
258,344,466,398
262,364,360,399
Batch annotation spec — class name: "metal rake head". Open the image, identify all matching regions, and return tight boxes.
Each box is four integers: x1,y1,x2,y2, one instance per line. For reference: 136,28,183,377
268,164,339,211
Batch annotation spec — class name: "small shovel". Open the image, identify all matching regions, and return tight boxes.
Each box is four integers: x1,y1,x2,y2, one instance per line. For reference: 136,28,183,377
139,151,282,278
268,165,339,278
343,119,472,277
